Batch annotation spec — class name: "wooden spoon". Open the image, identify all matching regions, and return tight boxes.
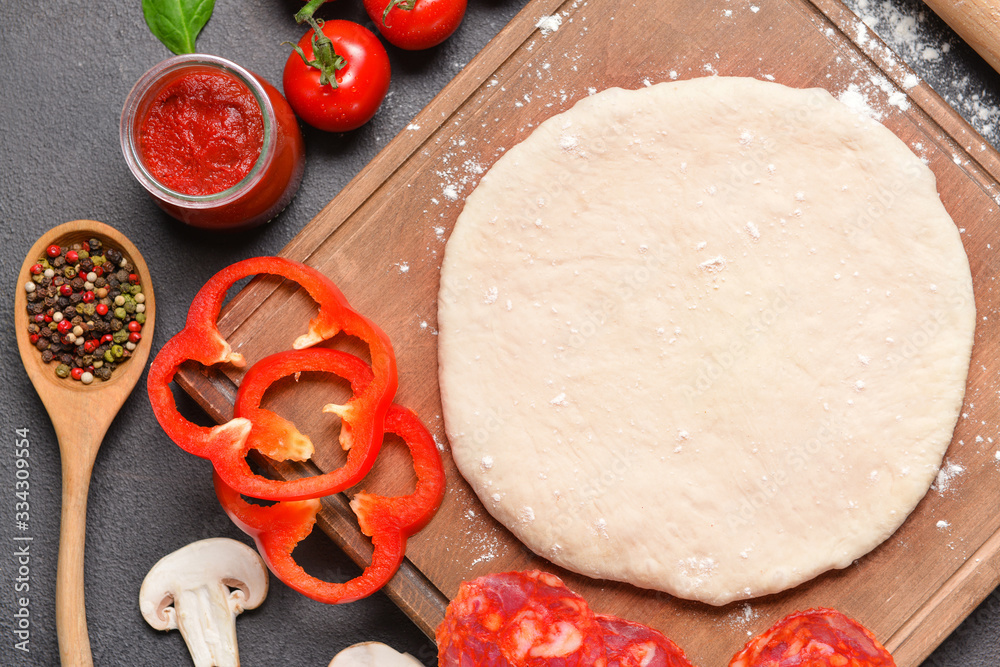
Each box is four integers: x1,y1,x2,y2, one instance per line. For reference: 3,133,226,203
14,220,155,667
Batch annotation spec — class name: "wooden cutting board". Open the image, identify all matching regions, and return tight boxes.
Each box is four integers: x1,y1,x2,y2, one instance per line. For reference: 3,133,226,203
176,0,1000,664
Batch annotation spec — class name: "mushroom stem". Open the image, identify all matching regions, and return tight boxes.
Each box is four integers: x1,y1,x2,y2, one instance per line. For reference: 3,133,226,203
173,582,241,667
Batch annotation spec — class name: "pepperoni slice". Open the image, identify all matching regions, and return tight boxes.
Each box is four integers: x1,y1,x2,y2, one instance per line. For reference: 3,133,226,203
437,571,694,667
437,570,606,666
597,615,694,667
729,608,896,667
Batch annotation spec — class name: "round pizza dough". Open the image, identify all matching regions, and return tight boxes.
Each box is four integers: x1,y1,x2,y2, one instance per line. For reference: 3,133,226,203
437,77,975,606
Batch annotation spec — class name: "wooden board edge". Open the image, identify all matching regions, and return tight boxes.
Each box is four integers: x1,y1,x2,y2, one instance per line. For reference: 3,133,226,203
809,0,1000,188
886,524,1000,665
210,0,1000,346
170,0,1000,657
204,0,566,340
278,0,568,264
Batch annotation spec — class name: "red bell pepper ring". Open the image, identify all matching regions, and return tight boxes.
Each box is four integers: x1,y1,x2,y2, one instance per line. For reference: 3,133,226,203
232,348,383,499
213,401,446,604
147,256,398,501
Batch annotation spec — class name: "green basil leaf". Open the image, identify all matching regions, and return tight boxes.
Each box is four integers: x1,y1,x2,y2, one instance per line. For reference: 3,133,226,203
142,0,216,55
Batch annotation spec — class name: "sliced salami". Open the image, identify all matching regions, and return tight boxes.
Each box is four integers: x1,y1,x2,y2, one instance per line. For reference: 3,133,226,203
437,571,694,667
597,615,694,667
437,570,606,666
729,608,896,667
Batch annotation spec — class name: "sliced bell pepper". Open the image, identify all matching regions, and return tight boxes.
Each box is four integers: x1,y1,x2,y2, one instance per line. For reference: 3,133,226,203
232,348,385,499
147,256,398,501
213,401,446,604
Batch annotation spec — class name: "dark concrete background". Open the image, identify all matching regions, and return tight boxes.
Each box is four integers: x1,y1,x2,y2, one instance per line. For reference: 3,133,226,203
0,0,997,665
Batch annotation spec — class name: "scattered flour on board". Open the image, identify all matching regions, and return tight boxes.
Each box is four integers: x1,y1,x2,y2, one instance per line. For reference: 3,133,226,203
724,603,760,637
465,514,503,565
536,14,562,35
932,459,965,493
838,83,883,120
842,0,1000,145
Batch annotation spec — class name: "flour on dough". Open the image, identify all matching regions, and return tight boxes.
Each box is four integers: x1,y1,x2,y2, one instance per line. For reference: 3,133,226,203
437,77,975,605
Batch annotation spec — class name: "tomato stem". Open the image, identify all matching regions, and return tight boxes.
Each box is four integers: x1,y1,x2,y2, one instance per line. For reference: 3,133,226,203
294,0,328,24
285,18,346,89
381,0,416,26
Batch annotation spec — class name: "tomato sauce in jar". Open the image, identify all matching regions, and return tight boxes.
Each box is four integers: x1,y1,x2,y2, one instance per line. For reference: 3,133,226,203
121,55,304,230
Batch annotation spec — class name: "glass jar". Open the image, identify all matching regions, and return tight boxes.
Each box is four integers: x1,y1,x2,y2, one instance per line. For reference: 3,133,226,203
120,54,305,231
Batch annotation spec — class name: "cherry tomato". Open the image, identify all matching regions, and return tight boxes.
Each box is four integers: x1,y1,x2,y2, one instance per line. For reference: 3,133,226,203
283,20,390,133
362,0,466,51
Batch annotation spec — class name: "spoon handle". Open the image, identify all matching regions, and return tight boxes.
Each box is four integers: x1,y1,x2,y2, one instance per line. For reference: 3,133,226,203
54,427,103,667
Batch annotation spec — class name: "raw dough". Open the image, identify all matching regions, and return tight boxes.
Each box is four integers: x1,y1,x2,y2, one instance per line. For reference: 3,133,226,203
437,77,975,605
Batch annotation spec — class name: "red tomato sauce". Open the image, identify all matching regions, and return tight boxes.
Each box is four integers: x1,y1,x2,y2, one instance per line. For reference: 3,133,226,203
139,71,264,196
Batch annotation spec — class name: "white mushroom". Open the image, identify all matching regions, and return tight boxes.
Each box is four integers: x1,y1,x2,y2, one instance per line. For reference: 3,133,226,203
329,642,424,666
139,538,268,667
